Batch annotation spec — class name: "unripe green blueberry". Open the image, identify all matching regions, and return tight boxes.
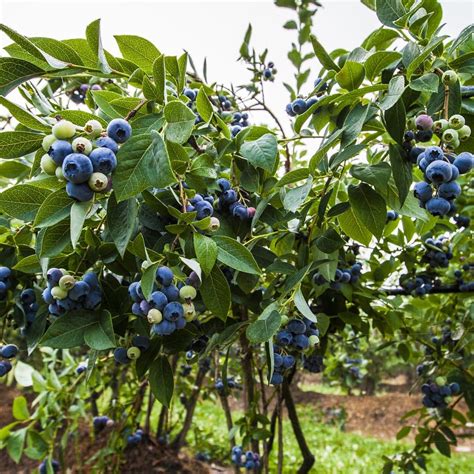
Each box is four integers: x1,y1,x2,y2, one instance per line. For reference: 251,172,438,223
446,137,460,150
147,309,162,324
458,125,471,141
51,286,68,300
432,119,449,134
52,119,76,139
42,134,57,151
127,347,141,360
40,154,57,175
308,335,320,347
280,315,289,326
55,166,65,181
180,285,197,301
435,376,446,386
72,137,92,155
406,117,416,130
59,274,76,291
207,217,220,232
448,114,465,130
182,302,196,322
442,70,458,86
88,172,108,192
442,128,458,143
84,119,103,138
445,395,453,404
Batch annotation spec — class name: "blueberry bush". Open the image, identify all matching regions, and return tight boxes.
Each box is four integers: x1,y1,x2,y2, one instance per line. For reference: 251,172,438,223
0,0,473,472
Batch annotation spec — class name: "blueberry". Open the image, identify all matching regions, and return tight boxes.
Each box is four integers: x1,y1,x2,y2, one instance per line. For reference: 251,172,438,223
438,181,461,200
69,281,90,301
183,88,196,101
41,154,58,175
84,290,102,310
415,130,433,142
291,98,307,115
42,288,54,304
293,334,309,350
107,118,132,143
287,319,306,334
0,344,18,359
453,152,473,174
222,189,238,204
150,291,168,311
276,330,292,346
49,140,73,166
282,355,295,369
53,120,76,139
39,459,60,474
163,302,184,321
231,125,242,137
156,266,174,287
414,181,432,202
152,320,176,335
386,210,398,221
232,204,248,220
95,136,119,153
306,97,318,108
426,197,451,216
415,114,433,131
65,182,94,202
62,154,94,184
274,353,283,368
0,360,12,377
195,200,214,220
449,382,460,394
270,372,283,385
83,272,99,289
114,348,130,364
175,316,186,330
89,147,117,175
84,119,103,138
425,161,452,184
341,271,352,283
263,68,272,79
20,288,35,305
162,284,180,302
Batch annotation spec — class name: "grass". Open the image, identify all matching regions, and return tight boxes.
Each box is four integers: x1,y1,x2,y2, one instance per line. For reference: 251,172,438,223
150,398,473,474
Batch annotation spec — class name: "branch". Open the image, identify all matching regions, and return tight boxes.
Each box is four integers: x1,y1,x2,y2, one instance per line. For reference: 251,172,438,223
125,99,148,121
378,285,474,296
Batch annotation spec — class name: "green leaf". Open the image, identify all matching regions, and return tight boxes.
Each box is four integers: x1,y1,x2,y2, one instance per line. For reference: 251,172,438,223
0,96,49,132
31,37,83,66
396,425,411,440
338,206,372,246
365,51,401,81
350,162,391,191
433,432,451,457
315,228,345,254
239,23,252,59
193,233,217,276
309,129,343,172
409,73,439,93
83,310,116,350
213,236,261,275
70,201,91,249
200,265,231,321
115,35,161,73
375,0,405,27
246,310,281,343
329,144,365,170
141,262,160,301
7,428,26,463
240,133,278,173
0,131,44,159
0,57,44,96
149,355,174,407
379,75,405,111
342,104,370,147
106,193,137,257
389,144,412,206
0,184,51,221
12,396,30,421
164,100,196,144
276,168,309,187
34,188,72,228
36,220,71,258
86,19,111,73
114,130,176,202
54,109,107,127
406,36,447,79
335,61,365,91
384,97,406,143
310,35,340,71
283,177,313,213
196,88,214,123
348,183,386,239
294,288,317,322
152,55,166,105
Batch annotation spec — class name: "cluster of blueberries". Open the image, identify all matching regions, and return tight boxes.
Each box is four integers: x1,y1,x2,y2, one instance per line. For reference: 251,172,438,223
400,274,435,296
129,266,199,336
313,262,363,290
42,269,102,316
93,415,114,432
412,146,472,217
422,236,453,269
231,446,261,471
215,376,239,394
262,61,277,81
0,266,12,301
216,178,256,221
186,193,216,221
217,94,232,111
69,83,102,104
19,289,39,335
303,353,325,373
421,379,461,409
41,117,132,202
114,335,150,364
285,78,327,117
182,88,204,125
127,428,144,448
455,264,474,292
230,111,250,137
0,343,18,377
39,459,60,474
271,317,319,385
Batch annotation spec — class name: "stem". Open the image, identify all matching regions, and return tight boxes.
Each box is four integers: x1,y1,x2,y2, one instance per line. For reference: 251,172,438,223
277,387,284,474
379,285,473,296
144,390,154,437
443,85,450,121
124,99,148,121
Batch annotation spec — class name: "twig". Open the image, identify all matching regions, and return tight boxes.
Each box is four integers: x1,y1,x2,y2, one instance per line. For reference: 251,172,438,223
124,99,148,121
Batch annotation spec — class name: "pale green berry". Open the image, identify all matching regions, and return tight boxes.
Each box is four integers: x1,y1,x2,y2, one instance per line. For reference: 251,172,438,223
182,302,196,322
442,70,458,86
127,347,141,360
147,309,163,324
406,117,416,130
55,166,65,181
435,376,446,386
458,125,471,141
207,217,220,232
52,119,76,139
88,172,108,192
280,315,289,326
442,128,458,143
432,119,449,134
448,114,465,130
42,134,57,151
446,137,460,150
51,286,68,300
72,137,92,155
180,285,197,301
308,335,320,347
59,274,76,291
40,154,57,175
84,119,103,138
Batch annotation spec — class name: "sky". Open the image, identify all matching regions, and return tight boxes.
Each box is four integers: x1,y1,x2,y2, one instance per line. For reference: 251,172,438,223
0,0,472,130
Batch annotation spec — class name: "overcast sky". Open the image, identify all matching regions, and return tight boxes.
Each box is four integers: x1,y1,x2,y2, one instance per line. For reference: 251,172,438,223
0,0,472,131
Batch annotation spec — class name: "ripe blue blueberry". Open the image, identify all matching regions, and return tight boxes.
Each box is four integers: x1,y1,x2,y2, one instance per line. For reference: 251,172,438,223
95,136,119,153
114,347,130,364
270,372,283,385
287,319,306,334
48,140,73,165
175,316,186,330
42,288,54,304
426,197,451,216
293,334,309,350
162,284,180,302
39,459,60,474
232,204,248,220
183,88,196,101
222,189,238,204
0,360,12,377
274,353,283,368
453,152,473,174
163,302,184,321
20,288,35,304
276,330,292,346
150,291,168,310
424,146,444,164
438,181,461,200
156,266,174,287
0,266,11,280
1,344,18,358
62,154,93,184
414,182,432,202
195,200,214,220
84,290,102,310
306,97,318,109
132,335,150,351
83,272,99,289
291,98,307,115
69,281,90,301
152,320,176,335
89,147,117,175
425,161,452,184
107,118,132,143
66,182,94,202
282,355,295,369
